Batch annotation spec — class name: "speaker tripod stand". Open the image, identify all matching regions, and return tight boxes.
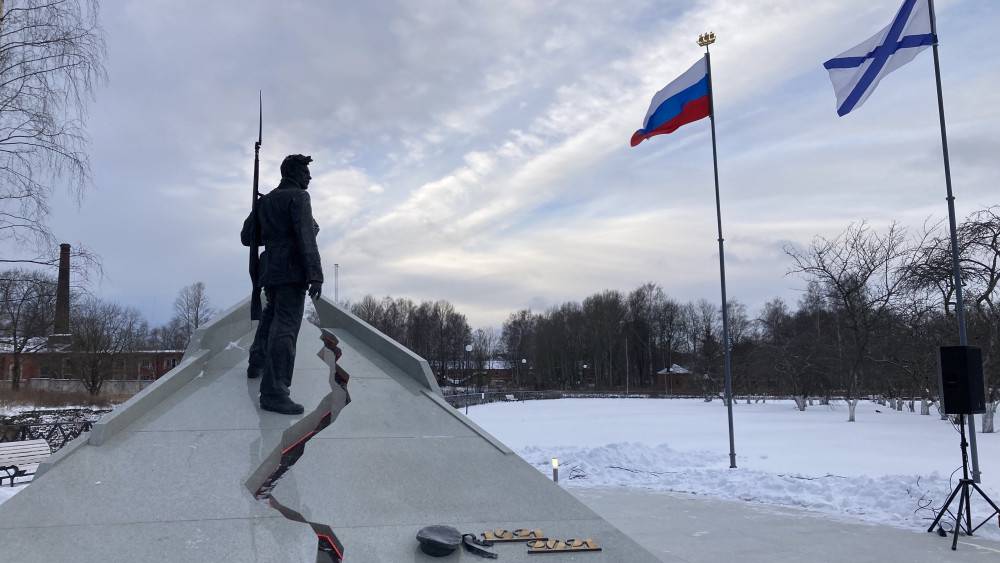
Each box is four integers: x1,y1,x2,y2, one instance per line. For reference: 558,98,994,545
927,414,1000,550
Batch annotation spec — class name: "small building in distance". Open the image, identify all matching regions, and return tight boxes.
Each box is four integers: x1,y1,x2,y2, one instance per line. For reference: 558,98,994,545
655,363,698,395
0,340,183,383
440,360,515,391
481,360,515,389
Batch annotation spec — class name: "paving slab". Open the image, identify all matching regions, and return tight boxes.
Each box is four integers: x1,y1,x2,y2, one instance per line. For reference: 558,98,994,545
331,519,680,562
313,376,476,439
334,330,405,380
0,518,315,563
574,487,1000,563
0,424,281,527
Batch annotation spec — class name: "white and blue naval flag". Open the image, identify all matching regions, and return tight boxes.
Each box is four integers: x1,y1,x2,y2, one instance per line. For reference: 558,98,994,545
824,0,935,116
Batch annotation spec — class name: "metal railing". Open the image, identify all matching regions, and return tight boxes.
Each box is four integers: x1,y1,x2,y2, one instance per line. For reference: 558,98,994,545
440,391,931,411
440,390,715,409
0,408,110,453
0,421,95,452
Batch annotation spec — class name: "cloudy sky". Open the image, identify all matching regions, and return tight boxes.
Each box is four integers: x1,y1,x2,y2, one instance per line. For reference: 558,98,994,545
44,0,1000,328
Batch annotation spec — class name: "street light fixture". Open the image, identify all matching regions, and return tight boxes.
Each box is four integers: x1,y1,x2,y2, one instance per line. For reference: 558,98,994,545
577,362,589,389
463,343,474,414
465,344,474,392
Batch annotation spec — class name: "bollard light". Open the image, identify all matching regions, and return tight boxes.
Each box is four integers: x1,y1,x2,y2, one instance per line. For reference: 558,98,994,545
552,458,559,483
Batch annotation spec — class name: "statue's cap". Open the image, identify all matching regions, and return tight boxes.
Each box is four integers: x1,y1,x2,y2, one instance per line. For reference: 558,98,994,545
280,154,313,177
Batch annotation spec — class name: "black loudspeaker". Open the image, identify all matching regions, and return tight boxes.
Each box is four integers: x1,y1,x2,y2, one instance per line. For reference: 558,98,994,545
939,346,986,415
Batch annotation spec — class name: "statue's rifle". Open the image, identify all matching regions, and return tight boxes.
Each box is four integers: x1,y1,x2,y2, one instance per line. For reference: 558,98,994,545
249,92,263,320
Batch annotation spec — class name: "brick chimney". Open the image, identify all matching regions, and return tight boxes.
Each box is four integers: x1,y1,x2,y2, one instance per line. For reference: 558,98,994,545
48,243,72,350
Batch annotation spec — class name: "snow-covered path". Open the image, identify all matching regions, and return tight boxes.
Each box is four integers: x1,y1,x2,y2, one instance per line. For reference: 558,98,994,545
469,398,1000,539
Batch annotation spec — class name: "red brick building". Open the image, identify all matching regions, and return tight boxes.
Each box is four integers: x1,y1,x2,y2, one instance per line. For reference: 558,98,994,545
0,245,185,391
0,339,184,385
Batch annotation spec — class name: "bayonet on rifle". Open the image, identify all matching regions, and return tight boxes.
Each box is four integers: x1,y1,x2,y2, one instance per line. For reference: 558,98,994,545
249,92,263,320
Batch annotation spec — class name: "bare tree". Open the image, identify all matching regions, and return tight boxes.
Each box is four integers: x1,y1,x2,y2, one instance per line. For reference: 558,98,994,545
472,326,497,370
349,295,413,344
0,0,106,267
501,309,535,389
755,297,810,409
693,299,722,399
352,294,382,325
906,209,1000,429
0,268,55,389
173,281,215,346
961,208,1000,431
626,283,660,388
69,296,144,395
147,316,187,351
581,291,624,389
786,222,917,421
654,297,681,373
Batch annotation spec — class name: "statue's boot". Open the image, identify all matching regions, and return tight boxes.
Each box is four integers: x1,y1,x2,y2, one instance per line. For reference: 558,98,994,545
260,396,304,415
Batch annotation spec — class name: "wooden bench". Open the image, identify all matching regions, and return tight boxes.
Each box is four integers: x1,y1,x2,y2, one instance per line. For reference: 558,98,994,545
504,394,517,402
0,439,51,486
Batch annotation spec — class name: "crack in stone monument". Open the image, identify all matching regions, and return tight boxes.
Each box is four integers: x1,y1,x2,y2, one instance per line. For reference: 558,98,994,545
244,338,349,563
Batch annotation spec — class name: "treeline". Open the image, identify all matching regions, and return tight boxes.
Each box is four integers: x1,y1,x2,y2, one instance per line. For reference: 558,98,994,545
349,295,500,381
1,273,215,392
507,213,1000,418
352,207,1000,428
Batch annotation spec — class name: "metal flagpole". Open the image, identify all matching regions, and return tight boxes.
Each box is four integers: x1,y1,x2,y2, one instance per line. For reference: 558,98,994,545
928,0,980,483
700,32,737,469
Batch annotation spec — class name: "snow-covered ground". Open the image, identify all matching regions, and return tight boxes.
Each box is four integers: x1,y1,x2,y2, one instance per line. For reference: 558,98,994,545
469,398,1000,539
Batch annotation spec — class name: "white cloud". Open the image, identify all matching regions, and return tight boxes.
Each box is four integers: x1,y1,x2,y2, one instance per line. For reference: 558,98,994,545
45,0,1000,328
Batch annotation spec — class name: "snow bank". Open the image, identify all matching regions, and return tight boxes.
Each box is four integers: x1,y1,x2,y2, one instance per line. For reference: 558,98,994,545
470,399,1000,538
518,442,997,537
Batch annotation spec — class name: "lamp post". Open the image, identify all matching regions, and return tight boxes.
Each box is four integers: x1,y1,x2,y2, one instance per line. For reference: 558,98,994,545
521,358,528,391
465,343,473,390
464,343,473,414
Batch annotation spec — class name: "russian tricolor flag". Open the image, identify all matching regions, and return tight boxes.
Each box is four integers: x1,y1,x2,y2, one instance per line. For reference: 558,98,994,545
631,57,711,147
